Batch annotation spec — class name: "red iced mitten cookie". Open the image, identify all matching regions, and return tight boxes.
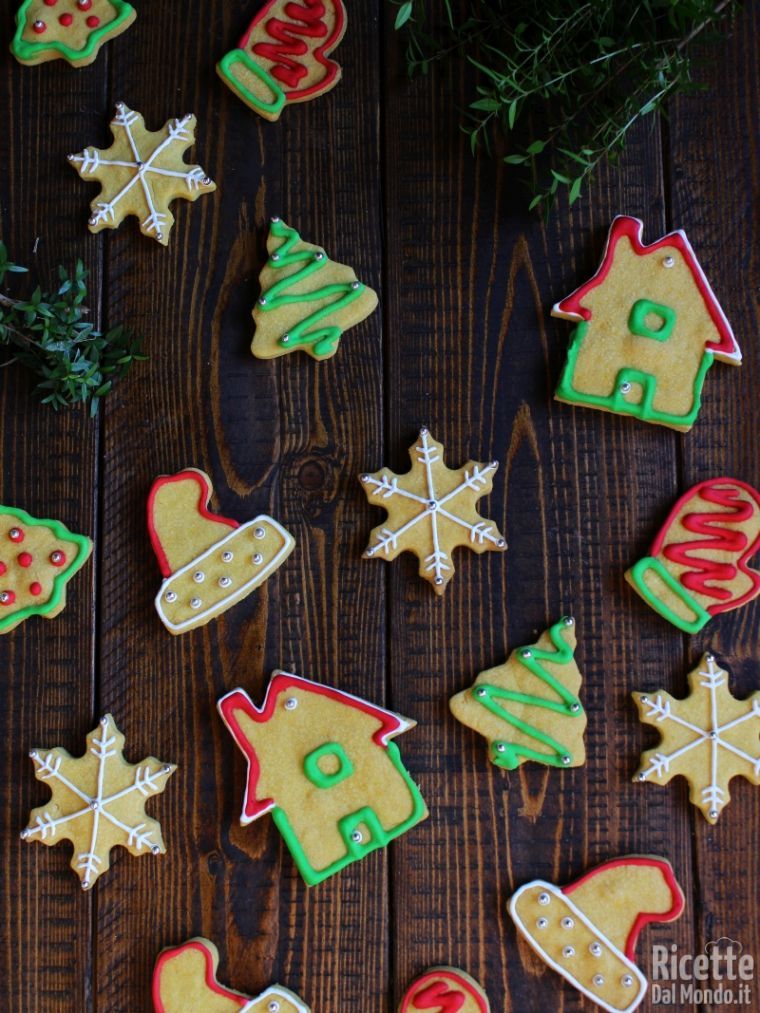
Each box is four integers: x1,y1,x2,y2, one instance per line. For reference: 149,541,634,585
626,478,760,633
399,967,490,1012
11,0,135,67
217,0,347,121
153,938,310,1012
509,856,685,1013
149,469,295,634
0,505,91,633
553,215,740,432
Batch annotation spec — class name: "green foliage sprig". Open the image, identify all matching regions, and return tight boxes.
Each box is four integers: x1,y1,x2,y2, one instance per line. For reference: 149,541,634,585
391,0,737,212
0,243,145,415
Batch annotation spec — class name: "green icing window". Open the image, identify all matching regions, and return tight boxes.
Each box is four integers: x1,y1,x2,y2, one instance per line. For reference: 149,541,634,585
628,298,676,341
303,741,354,789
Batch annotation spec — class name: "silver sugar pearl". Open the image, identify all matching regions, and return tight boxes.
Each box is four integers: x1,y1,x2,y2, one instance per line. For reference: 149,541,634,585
569,703,581,713
314,251,325,261
709,809,718,819
165,590,177,603
219,576,232,588
622,975,634,988
536,917,548,929
476,688,487,697
252,553,263,565
419,426,429,436
620,381,632,394
497,538,506,548
258,296,267,306
428,500,438,511
351,830,362,842
268,1003,280,1013
562,946,575,958
561,917,574,928
190,597,202,609
589,942,602,957
521,649,532,658
271,252,280,261
538,892,550,906
284,697,298,710
270,216,281,223
495,743,506,753
351,281,360,289
593,974,605,987
222,550,233,562
561,755,572,766
193,571,205,583
663,256,675,268
434,576,444,585
151,845,161,855
281,334,290,344
254,527,266,539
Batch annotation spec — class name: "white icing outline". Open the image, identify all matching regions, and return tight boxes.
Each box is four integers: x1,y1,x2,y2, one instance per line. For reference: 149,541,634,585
239,984,311,1012
509,881,647,1013
155,516,294,633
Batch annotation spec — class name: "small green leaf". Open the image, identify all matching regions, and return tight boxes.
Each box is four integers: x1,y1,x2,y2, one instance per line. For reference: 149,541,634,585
395,2,413,29
569,176,584,204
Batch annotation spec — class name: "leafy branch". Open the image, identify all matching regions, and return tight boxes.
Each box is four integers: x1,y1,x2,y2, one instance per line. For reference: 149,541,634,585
390,0,739,213
0,243,145,415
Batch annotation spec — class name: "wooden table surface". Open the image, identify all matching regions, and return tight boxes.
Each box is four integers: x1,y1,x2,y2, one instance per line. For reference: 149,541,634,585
1,1,758,1010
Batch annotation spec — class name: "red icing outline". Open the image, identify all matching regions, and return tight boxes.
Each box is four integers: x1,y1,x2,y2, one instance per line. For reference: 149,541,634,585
399,970,488,1012
147,470,238,579
553,215,740,361
563,856,685,962
650,478,760,615
152,939,249,1012
218,672,409,823
240,0,346,99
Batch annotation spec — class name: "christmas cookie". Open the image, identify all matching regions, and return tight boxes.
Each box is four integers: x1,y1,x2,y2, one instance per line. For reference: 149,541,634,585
360,428,506,594
11,0,135,67
252,217,378,361
552,215,741,432
152,938,310,1012
149,468,295,635
217,0,347,122
399,968,490,1012
0,505,91,633
626,477,760,633
633,651,760,824
509,856,685,1013
68,103,216,246
450,618,586,770
218,671,428,886
21,714,176,890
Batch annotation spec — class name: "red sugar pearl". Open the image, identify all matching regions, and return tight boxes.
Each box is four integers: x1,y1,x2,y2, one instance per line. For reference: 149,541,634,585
9,527,24,542
86,14,100,26
18,552,33,568
0,590,16,605
43,0,57,6
0,563,5,576
50,550,66,567
32,19,46,31
77,0,93,7
30,582,42,596
59,12,73,25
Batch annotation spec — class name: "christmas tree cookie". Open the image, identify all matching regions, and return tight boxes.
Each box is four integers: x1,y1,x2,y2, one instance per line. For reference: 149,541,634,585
252,217,377,361
0,505,91,633
68,103,216,246
633,652,760,824
450,618,586,770
217,0,347,121
11,0,135,67
21,715,176,890
399,968,490,1012
153,938,310,1012
360,428,506,594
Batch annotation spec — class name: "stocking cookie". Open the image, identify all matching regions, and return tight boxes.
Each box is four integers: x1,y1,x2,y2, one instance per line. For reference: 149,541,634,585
21,714,176,890
217,0,347,121
450,618,586,770
399,968,490,1012
509,856,685,1013
11,0,135,66
218,671,428,886
67,103,216,245
252,217,378,361
0,505,91,633
148,469,295,635
633,651,760,824
360,428,506,594
626,478,760,633
152,938,309,1012
552,216,741,431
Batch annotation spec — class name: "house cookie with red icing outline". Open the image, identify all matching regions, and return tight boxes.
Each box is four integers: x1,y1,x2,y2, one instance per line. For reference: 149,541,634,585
217,0,347,122
552,215,741,432
148,468,295,634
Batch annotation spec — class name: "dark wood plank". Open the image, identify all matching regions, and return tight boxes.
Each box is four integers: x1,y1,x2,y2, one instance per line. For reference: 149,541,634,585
0,52,107,1013
94,0,386,1009
381,23,697,1012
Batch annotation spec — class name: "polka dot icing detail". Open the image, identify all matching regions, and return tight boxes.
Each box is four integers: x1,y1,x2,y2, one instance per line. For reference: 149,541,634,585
59,12,73,25
18,552,33,568
30,582,42,596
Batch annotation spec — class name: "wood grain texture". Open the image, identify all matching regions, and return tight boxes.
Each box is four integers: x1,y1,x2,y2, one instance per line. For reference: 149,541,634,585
0,1,758,1011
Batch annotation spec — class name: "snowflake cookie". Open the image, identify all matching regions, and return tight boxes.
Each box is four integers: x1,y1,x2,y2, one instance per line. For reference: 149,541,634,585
67,103,216,246
360,428,506,594
21,714,176,889
398,967,490,1012
11,0,135,67
450,618,586,770
153,938,310,1012
0,504,92,633
633,652,760,824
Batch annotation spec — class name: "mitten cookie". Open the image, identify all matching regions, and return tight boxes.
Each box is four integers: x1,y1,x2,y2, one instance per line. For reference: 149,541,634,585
68,103,216,245
148,469,295,634
252,217,378,361
552,216,741,432
360,428,506,594
11,0,135,66
217,0,347,121
633,651,760,824
152,938,309,1012
509,857,685,1013
626,478,760,633
21,715,176,890
450,617,586,770
399,968,490,1012
218,671,428,886
0,505,91,633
